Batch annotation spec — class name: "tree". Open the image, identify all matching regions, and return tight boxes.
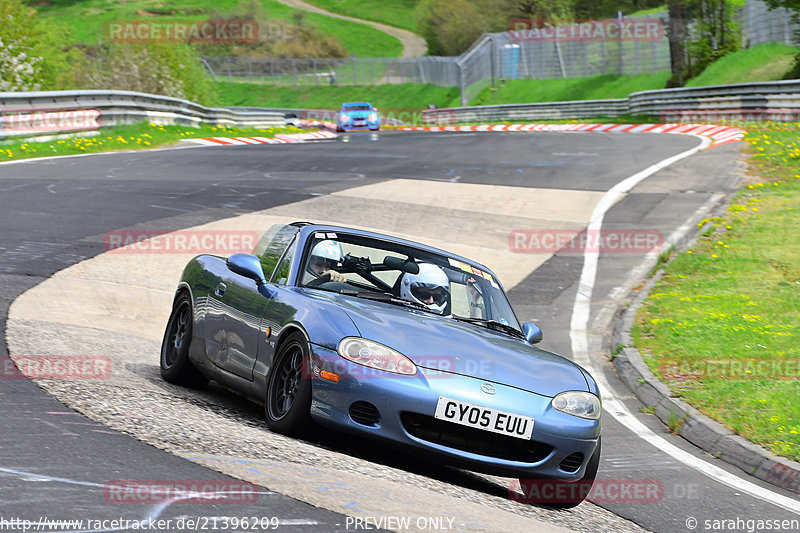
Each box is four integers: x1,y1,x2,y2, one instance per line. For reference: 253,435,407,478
762,0,800,78
0,0,43,91
665,0,741,87
667,0,691,86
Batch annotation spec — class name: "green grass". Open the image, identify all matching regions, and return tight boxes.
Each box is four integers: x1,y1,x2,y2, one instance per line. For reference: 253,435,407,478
0,122,301,162
686,43,799,87
632,122,800,461
302,0,420,34
471,72,671,105
213,80,460,110
627,5,667,17
31,0,402,57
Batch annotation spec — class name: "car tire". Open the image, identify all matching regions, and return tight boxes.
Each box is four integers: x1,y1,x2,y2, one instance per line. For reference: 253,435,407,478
265,331,314,436
160,292,208,388
517,437,601,509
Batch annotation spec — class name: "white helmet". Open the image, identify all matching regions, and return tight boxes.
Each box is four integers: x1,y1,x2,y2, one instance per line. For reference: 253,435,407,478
400,263,450,314
308,240,343,274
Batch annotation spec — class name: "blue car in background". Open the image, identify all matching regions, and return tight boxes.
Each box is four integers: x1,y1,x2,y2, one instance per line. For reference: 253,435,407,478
335,102,380,132
160,222,602,507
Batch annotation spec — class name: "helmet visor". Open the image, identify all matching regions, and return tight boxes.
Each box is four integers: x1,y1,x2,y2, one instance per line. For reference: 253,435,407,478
410,284,449,306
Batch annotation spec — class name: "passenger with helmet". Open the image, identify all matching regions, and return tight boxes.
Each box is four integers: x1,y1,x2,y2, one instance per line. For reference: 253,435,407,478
304,239,347,285
400,263,451,314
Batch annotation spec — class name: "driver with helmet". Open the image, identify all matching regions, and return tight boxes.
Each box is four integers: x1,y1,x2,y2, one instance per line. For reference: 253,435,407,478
400,263,451,314
304,239,347,285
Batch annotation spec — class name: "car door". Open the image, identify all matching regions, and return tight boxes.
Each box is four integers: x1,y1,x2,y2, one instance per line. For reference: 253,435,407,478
205,224,299,380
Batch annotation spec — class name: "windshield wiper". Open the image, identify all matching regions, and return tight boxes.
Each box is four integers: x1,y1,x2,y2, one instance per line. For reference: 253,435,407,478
451,315,525,339
339,289,431,311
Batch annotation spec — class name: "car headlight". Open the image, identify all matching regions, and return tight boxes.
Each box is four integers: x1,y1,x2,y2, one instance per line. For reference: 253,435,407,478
552,391,601,420
340,114,350,122
337,338,417,375
368,113,378,121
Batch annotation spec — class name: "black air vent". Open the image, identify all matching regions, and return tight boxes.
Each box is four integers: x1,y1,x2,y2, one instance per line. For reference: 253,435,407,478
349,401,380,426
400,412,552,463
559,452,584,472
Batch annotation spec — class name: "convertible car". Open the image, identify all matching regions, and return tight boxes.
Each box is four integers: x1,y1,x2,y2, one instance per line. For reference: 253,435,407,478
335,102,380,132
160,222,601,506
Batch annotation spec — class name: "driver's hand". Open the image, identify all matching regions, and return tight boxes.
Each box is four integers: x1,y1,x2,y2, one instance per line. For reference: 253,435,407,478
467,277,482,300
325,270,347,283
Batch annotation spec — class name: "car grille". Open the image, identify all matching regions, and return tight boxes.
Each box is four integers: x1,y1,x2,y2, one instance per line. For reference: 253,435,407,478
559,452,584,472
349,401,380,426
400,412,552,463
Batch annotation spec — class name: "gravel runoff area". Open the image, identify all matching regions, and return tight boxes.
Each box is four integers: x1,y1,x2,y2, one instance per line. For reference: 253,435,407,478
6,318,648,533
5,186,650,532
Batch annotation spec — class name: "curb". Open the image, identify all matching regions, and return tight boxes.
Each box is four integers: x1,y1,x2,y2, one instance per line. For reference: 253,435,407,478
183,129,337,146
400,123,746,148
610,220,800,496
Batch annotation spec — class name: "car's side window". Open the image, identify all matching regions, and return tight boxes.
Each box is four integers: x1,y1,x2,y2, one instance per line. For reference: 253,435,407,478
272,238,297,285
253,224,299,280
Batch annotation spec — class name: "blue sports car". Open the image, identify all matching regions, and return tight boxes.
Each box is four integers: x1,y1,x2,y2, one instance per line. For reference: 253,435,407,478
335,102,380,132
161,222,601,507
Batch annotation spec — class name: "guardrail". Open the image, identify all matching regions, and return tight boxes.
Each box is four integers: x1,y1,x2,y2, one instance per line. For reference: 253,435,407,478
423,79,800,123
0,90,286,140
3,80,800,141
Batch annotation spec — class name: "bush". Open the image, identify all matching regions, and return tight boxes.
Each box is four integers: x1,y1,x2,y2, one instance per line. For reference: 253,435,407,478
198,0,347,58
76,42,216,104
0,0,44,91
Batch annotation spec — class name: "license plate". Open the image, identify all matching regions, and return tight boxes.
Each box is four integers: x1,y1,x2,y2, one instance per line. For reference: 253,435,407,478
434,396,534,440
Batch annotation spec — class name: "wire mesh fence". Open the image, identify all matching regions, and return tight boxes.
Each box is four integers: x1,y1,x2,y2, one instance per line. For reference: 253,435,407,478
741,0,799,46
202,0,796,105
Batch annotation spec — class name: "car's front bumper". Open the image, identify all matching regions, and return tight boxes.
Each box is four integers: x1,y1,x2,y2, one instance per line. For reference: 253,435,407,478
309,344,600,480
338,119,379,130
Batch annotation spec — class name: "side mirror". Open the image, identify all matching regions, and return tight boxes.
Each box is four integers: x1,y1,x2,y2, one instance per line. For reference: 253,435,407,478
227,254,266,285
522,322,543,344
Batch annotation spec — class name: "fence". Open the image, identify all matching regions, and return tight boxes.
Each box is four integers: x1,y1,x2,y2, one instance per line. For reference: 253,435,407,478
203,15,671,106
741,0,799,46
202,0,797,107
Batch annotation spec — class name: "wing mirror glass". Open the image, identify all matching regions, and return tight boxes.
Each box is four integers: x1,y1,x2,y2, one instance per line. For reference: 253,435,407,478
522,322,543,344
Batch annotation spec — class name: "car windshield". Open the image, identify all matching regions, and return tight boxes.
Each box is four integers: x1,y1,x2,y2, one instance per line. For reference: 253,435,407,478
343,105,371,111
300,231,521,331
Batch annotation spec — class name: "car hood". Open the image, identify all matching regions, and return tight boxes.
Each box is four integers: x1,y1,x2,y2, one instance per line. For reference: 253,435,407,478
314,291,589,397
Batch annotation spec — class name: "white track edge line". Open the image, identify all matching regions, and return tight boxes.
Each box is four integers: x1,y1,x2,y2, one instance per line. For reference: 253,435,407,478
569,134,800,513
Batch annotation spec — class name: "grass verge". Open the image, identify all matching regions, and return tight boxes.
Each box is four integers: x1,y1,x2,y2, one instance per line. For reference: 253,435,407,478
32,0,402,58
471,72,671,105
213,81,461,110
632,121,800,461
686,43,799,87
0,122,302,163
302,0,420,34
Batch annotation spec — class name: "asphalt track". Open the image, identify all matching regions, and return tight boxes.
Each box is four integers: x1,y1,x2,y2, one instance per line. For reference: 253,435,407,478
1,130,798,533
